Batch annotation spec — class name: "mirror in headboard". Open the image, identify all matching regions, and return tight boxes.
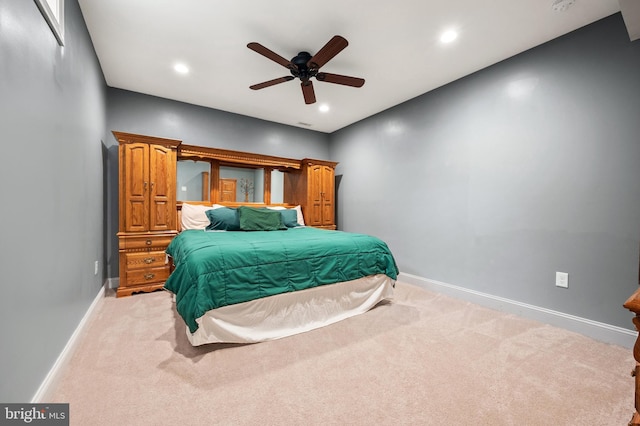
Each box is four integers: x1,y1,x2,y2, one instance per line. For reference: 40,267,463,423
219,165,264,203
177,160,211,202
177,144,301,205
270,169,285,203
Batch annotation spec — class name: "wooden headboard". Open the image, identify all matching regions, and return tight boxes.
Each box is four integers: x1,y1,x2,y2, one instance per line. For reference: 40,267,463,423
175,144,337,230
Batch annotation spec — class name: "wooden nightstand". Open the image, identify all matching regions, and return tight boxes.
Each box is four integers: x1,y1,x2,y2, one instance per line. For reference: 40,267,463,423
117,232,176,297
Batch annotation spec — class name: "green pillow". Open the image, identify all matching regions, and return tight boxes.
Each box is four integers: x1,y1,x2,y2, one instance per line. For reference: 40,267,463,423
279,208,300,227
205,207,240,231
238,206,287,231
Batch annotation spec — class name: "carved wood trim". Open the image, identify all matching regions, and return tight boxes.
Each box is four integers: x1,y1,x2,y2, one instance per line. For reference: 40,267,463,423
179,144,301,169
113,131,182,149
116,283,165,297
120,247,169,254
301,158,338,168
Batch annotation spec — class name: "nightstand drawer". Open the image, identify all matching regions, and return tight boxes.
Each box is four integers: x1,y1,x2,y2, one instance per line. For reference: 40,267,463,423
124,251,167,270
119,235,174,250
125,267,170,286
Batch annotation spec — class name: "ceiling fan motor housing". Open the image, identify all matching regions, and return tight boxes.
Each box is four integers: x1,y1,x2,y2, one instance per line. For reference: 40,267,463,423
290,52,317,80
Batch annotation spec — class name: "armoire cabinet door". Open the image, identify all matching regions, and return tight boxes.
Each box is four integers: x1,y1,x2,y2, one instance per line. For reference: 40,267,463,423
319,165,334,227
307,165,324,227
148,144,176,231
122,142,150,233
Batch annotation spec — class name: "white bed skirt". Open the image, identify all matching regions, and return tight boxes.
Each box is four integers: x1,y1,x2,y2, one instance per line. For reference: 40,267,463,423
183,274,395,346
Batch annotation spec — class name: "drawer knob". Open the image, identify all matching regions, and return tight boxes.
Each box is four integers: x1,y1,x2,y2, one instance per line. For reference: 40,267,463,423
144,273,155,280
144,257,155,264
146,239,152,245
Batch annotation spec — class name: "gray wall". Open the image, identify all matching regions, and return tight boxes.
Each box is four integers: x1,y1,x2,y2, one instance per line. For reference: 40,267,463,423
330,13,640,330
0,0,106,402
105,88,331,277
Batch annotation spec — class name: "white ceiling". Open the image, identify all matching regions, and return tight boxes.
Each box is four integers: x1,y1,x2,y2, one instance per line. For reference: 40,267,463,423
620,0,640,41
78,0,625,133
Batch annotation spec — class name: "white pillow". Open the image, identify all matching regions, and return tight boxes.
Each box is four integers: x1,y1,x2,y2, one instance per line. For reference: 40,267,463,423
267,205,305,226
293,205,305,226
181,203,220,230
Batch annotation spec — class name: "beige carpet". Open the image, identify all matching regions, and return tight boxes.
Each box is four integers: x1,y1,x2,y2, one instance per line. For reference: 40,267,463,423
50,282,634,425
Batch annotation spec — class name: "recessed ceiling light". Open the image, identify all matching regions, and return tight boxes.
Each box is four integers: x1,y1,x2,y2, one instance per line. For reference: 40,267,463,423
318,104,330,113
440,30,458,44
173,63,189,74
551,0,575,12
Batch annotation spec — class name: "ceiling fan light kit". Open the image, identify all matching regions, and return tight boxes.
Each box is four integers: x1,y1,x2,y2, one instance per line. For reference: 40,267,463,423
248,35,365,105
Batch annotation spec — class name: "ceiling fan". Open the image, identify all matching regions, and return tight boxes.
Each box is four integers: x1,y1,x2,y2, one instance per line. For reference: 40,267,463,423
247,35,365,105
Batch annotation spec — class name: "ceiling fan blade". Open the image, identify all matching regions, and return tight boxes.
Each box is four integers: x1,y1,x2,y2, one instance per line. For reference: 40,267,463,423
301,81,316,104
316,72,365,87
247,42,296,70
307,35,348,69
250,76,295,90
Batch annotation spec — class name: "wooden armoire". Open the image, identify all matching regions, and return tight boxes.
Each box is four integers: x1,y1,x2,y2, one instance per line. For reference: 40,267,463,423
284,158,337,229
115,131,181,297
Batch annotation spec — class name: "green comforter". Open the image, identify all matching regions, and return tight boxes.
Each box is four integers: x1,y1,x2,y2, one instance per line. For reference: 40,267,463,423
164,227,399,333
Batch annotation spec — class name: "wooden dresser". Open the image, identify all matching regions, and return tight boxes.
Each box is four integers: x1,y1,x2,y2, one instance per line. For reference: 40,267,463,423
115,131,181,297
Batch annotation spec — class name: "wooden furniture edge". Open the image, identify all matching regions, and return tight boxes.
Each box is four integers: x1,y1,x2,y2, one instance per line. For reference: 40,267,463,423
625,288,640,314
624,286,640,425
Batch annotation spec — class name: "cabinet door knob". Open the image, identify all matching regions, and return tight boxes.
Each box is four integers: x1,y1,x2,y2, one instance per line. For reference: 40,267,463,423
144,273,155,280
146,239,152,245
144,257,155,264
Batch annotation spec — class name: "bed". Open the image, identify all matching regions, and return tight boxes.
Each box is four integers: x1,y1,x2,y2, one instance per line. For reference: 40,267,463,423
164,204,399,345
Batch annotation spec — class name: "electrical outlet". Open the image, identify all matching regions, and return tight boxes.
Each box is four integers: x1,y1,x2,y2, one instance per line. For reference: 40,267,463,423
94,261,99,276
555,271,569,288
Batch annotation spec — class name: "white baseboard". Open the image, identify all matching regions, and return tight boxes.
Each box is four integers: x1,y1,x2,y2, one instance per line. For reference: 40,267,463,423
31,283,107,403
398,272,637,349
